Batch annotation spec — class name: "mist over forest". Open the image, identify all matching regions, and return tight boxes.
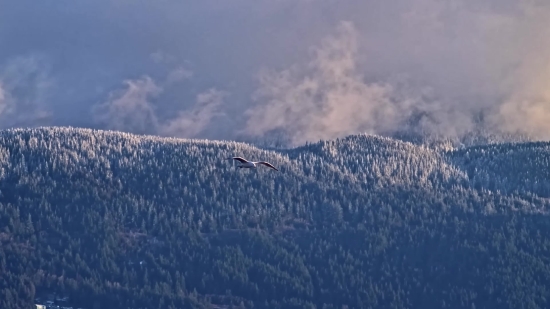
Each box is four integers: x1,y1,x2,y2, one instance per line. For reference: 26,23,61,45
2,1,550,145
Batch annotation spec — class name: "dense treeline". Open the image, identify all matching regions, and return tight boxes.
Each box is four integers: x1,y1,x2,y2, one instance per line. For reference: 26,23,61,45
1,127,550,309
449,141,550,198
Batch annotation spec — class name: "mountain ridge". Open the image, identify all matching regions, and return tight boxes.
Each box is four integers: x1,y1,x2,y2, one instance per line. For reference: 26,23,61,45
2,126,550,309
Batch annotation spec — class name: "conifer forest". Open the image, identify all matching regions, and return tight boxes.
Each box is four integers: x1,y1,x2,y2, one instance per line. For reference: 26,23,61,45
2,127,550,309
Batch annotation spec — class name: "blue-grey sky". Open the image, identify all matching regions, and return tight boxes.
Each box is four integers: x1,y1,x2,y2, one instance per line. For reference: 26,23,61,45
1,0,549,144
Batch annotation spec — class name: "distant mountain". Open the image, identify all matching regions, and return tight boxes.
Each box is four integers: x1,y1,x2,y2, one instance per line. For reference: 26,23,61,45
1,127,550,309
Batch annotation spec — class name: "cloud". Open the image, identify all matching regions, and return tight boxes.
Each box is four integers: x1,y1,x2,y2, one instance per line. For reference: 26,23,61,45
2,1,550,144
149,51,194,84
150,50,176,64
0,82,12,117
242,2,550,145
243,21,478,145
166,67,194,85
244,22,394,145
0,54,53,128
488,2,550,139
92,73,225,138
160,88,227,138
92,76,162,134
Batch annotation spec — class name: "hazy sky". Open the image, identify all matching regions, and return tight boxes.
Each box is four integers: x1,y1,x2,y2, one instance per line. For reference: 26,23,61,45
1,0,549,145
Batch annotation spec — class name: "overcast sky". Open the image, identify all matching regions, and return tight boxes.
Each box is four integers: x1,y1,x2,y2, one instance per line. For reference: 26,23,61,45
1,0,549,145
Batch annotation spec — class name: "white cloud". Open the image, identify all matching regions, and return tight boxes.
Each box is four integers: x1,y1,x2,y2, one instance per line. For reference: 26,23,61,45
244,22,385,144
92,76,162,134
3,1,550,142
243,22,463,145
150,50,175,64
160,88,227,138
93,72,225,138
0,82,12,117
166,67,194,84
492,3,550,139
0,55,53,128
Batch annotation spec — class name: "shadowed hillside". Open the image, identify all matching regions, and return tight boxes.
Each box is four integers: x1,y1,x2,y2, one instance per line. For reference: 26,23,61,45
448,141,550,199
1,127,550,309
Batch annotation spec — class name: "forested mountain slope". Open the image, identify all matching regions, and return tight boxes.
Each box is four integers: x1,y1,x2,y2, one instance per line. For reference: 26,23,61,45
1,127,550,309
288,135,467,189
448,141,550,198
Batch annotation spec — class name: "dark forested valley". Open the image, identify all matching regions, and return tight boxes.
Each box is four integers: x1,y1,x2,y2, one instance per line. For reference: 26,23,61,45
1,127,550,309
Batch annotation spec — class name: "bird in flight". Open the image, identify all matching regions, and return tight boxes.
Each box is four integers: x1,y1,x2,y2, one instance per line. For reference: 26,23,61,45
229,157,279,171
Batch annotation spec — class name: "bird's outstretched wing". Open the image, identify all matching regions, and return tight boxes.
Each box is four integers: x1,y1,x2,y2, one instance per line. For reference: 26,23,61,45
258,161,279,171
231,157,249,163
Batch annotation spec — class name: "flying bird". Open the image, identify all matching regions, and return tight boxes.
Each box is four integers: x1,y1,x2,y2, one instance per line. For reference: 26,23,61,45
229,157,279,171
